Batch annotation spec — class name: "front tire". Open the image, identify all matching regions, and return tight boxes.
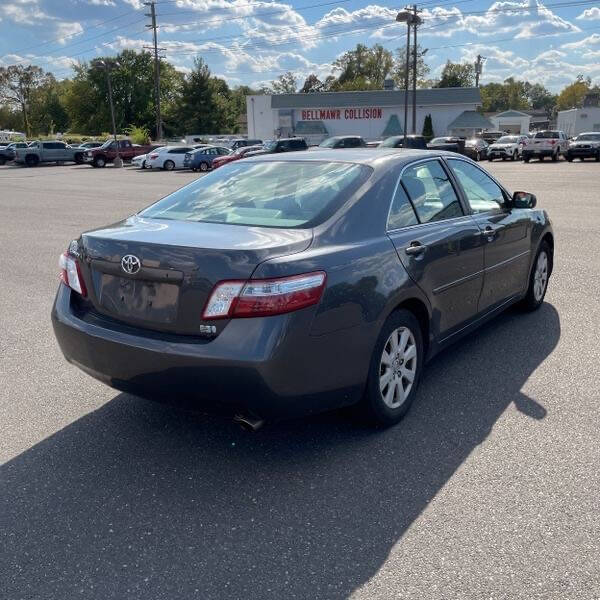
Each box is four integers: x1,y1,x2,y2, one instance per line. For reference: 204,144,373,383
199,161,209,172
74,153,84,164
163,160,175,171
521,241,551,311
93,156,106,168
361,310,423,427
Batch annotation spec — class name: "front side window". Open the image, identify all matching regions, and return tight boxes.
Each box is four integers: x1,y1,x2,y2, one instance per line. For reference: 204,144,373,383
140,161,372,228
447,159,506,213
401,160,463,223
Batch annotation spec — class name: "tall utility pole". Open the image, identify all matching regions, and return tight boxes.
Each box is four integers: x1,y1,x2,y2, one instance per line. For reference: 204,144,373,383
475,54,484,87
412,5,418,134
145,1,163,141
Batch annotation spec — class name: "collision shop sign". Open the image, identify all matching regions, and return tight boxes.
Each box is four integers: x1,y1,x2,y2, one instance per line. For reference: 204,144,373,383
301,108,383,120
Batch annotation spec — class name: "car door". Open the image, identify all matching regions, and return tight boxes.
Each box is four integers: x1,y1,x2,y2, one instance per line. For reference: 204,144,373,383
445,158,532,313
386,158,485,339
175,147,193,168
54,142,70,161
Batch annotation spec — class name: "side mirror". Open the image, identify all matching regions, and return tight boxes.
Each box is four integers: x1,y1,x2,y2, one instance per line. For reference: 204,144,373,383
512,191,537,209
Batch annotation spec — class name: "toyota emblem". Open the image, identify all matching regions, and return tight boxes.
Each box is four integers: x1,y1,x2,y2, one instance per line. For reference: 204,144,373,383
121,254,141,275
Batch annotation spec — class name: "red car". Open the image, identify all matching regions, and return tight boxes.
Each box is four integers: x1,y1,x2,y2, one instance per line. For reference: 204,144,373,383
211,144,263,169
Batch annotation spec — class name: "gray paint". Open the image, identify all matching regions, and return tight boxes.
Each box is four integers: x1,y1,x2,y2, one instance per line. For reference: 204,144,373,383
271,87,482,109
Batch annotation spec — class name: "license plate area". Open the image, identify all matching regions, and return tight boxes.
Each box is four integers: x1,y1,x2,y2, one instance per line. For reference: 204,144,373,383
97,274,179,323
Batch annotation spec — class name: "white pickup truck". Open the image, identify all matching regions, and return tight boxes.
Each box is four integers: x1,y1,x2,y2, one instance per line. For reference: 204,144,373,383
522,130,569,163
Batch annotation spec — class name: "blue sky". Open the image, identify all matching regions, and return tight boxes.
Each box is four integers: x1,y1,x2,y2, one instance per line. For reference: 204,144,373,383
1,0,599,91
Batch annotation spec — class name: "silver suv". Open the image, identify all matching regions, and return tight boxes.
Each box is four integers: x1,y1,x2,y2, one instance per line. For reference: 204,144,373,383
522,131,569,163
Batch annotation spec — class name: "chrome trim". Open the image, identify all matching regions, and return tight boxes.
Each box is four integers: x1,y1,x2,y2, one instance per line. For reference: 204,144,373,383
433,269,484,295
484,249,530,273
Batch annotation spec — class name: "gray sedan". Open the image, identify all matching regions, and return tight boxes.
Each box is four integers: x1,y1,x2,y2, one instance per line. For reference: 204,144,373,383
52,150,553,428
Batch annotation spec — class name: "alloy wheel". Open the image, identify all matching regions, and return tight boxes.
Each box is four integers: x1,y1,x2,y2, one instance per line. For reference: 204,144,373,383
533,251,549,302
379,327,417,409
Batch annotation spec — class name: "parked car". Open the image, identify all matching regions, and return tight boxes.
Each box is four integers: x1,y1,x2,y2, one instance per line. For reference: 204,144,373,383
83,139,158,167
319,136,367,149
522,130,569,163
427,137,466,154
14,140,86,166
566,132,600,162
481,130,504,144
378,135,428,150
184,146,232,172
247,138,309,156
211,145,264,169
487,135,527,161
52,149,553,429
146,145,198,170
0,141,29,165
230,138,263,150
463,138,489,162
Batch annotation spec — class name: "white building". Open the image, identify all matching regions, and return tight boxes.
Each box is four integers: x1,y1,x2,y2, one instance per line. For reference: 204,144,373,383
490,110,531,134
246,88,483,144
557,107,600,137
0,130,26,143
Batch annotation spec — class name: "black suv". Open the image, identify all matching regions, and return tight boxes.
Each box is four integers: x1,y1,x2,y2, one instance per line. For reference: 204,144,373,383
319,136,367,149
378,135,428,150
248,138,308,156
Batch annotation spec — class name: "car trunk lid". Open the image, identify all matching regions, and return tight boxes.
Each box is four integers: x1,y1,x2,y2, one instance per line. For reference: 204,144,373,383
78,215,312,335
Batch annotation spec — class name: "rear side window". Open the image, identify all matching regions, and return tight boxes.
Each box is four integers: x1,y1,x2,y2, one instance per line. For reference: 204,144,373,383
388,181,418,230
140,161,372,228
401,160,463,223
291,139,307,150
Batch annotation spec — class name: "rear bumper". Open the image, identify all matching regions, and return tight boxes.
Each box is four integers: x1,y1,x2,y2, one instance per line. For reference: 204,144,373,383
51,285,367,419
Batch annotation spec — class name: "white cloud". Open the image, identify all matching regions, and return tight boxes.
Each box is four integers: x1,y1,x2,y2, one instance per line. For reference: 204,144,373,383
122,0,144,8
87,0,116,5
576,7,600,20
0,1,51,25
562,33,600,49
56,21,84,44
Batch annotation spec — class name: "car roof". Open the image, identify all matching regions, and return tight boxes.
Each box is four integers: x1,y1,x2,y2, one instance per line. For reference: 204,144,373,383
244,148,454,168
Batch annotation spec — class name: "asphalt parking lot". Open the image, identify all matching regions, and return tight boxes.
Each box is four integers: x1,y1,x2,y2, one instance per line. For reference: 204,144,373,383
1,159,599,600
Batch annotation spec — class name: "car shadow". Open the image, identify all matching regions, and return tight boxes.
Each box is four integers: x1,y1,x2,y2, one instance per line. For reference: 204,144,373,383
2,303,560,599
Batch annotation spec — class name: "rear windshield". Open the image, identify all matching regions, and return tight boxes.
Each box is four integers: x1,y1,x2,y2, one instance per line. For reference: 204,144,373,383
380,137,402,148
534,131,559,139
140,160,372,228
496,136,519,143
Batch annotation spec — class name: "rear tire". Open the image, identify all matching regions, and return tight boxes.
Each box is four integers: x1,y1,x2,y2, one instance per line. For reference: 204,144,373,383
596,152,600,162
74,153,84,164
488,156,494,162
551,150,558,162
163,160,175,171
199,161,209,172
25,155,39,167
0,157,5,166
521,241,551,312
361,309,424,427
523,156,530,163
141,160,146,169
567,156,573,162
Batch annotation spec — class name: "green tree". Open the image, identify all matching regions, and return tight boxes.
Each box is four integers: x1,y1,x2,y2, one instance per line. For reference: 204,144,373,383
422,113,434,140
556,76,591,110
435,61,475,88
393,44,430,88
262,72,297,94
300,74,327,93
525,82,557,113
173,57,234,134
332,44,394,90
0,65,52,136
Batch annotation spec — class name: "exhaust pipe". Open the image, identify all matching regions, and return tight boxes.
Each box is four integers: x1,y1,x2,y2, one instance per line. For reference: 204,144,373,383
233,413,265,432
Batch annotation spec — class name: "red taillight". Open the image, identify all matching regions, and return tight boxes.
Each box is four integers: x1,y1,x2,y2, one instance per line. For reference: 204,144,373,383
550,139,556,145
59,252,87,296
149,153,158,159
202,271,326,320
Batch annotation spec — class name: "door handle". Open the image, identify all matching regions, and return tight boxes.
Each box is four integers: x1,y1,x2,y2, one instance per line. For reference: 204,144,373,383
479,225,505,239
405,242,426,256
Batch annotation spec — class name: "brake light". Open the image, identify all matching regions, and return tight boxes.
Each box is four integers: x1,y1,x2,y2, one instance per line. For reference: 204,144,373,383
59,252,87,296
550,139,556,145
149,153,158,159
202,271,326,319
